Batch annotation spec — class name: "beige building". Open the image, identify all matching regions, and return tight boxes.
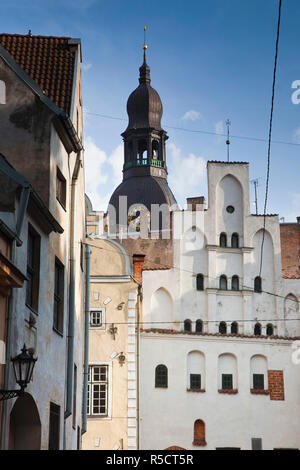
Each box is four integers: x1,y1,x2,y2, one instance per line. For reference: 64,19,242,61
83,196,142,450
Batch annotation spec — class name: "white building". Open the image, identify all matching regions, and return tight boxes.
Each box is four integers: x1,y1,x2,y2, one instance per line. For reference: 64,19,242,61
140,161,300,450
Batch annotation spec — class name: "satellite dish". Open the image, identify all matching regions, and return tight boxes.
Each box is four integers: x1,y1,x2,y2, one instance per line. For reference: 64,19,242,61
110,351,118,359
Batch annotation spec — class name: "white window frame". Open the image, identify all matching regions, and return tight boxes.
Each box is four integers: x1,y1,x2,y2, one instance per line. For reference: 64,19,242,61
89,307,105,329
88,362,112,419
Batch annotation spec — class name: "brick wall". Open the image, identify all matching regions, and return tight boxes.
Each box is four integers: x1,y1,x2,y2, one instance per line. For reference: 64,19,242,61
268,370,285,401
280,223,300,278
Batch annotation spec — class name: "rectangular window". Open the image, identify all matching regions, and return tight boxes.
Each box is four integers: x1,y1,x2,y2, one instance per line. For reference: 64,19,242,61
253,374,264,390
48,402,60,450
56,166,66,208
222,374,233,390
90,308,105,328
190,374,201,389
26,225,40,312
88,365,108,416
73,364,77,429
53,258,64,335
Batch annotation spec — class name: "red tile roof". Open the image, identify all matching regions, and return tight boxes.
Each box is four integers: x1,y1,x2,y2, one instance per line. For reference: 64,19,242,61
0,33,76,114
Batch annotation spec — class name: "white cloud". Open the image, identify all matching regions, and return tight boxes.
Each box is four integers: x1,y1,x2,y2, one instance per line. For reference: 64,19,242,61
84,137,123,211
107,144,123,185
181,110,202,121
294,127,300,142
82,63,92,71
167,143,206,202
285,192,300,222
215,120,224,135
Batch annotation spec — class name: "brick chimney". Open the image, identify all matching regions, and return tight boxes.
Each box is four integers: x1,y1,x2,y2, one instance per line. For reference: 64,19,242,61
132,254,145,284
186,196,206,211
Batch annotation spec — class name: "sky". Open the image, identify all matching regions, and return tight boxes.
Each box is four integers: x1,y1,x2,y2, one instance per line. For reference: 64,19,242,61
2,0,300,221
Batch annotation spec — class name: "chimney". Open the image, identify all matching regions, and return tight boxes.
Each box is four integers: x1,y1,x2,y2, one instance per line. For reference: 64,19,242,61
132,254,145,284
186,196,206,211
297,217,300,224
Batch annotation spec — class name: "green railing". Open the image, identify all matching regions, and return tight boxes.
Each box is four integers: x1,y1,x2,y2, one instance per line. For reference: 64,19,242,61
124,159,164,170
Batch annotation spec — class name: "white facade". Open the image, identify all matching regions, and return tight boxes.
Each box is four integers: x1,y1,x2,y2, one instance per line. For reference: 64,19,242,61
140,161,300,450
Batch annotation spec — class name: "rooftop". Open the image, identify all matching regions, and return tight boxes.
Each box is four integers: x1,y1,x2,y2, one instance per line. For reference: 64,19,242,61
0,33,78,114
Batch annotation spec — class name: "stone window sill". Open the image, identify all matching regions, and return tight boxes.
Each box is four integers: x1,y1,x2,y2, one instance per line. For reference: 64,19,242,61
218,389,238,394
187,388,205,393
250,389,270,395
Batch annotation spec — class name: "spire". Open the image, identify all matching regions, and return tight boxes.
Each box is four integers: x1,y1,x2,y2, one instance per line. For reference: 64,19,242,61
139,25,150,84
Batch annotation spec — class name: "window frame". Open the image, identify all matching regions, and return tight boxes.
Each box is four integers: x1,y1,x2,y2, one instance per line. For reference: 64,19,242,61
88,364,109,417
253,373,264,390
254,276,262,293
89,307,106,330
222,373,233,390
196,273,204,291
53,257,64,335
195,319,203,333
26,224,41,313
155,364,168,388
231,233,239,248
190,373,201,390
219,275,227,290
220,233,227,247
48,402,60,450
231,275,239,291
56,166,66,209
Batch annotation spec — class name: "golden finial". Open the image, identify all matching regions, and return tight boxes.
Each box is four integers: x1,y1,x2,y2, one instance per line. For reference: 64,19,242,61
142,25,147,50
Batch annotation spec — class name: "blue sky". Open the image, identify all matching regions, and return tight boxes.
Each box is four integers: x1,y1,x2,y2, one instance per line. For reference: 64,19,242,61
2,0,300,220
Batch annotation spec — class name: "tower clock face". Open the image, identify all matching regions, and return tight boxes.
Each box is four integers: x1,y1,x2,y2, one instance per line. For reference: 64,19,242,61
127,205,150,232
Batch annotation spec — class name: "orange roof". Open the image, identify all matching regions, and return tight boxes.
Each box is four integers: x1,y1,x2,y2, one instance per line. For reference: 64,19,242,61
0,33,76,114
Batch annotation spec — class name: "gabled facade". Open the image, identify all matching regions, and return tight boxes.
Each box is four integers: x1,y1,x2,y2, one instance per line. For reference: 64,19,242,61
0,33,86,450
140,161,300,450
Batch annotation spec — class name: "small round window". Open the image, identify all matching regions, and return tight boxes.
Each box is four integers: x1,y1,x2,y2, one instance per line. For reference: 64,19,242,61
226,205,235,214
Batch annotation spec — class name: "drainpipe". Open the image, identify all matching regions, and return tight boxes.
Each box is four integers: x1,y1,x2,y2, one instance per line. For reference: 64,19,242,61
136,284,142,450
1,188,30,449
63,150,82,449
81,243,91,435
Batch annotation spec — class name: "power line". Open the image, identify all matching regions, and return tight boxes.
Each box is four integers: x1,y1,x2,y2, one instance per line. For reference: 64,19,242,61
83,111,300,148
259,0,282,277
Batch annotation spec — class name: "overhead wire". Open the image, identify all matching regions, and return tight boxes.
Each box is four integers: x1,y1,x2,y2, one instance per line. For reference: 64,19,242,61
259,0,282,277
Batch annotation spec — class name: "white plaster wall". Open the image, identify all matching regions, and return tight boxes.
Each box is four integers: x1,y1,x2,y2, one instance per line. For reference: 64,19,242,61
140,335,300,450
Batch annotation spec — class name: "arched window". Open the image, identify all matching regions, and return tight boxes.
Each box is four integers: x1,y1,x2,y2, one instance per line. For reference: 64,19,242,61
195,320,203,333
196,274,204,291
254,276,262,293
220,233,227,247
0,80,5,104
266,323,274,336
138,139,147,160
250,355,268,391
155,365,168,388
152,140,159,160
219,275,227,290
254,323,262,336
219,322,227,334
231,233,239,248
184,319,192,332
231,322,238,334
187,351,205,390
193,419,206,446
231,275,239,291
218,353,238,391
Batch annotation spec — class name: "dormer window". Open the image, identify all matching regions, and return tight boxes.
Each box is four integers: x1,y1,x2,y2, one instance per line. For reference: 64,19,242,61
0,80,6,104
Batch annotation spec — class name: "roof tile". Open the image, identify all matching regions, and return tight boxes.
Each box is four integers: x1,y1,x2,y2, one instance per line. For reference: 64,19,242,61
0,33,76,114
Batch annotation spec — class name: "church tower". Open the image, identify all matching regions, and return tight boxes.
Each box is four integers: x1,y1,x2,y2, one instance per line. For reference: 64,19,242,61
108,37,177,231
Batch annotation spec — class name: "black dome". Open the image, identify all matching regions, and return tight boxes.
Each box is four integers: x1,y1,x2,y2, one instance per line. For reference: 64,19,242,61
109,176,177,217
125,59,162,131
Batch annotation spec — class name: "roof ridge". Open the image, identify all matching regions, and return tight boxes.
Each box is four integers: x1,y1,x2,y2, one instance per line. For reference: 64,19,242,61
0,33,72,39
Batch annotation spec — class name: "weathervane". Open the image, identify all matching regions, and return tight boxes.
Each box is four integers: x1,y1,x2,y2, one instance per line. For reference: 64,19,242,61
226,118,231,162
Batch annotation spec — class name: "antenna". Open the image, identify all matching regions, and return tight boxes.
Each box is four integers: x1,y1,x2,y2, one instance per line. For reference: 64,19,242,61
250,178,259,214
226,119,231,162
